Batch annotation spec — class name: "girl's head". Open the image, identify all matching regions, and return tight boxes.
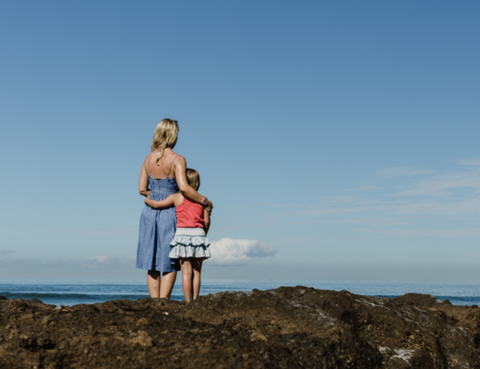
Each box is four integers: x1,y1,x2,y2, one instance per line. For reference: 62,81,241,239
151,119,179,163
186,168,200,191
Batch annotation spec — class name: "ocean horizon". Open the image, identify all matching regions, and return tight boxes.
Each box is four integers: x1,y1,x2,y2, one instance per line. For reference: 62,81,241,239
1,279,479,307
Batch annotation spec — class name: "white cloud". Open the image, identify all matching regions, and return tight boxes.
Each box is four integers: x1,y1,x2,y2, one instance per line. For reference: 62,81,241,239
209,238,278,265
89,256,110,263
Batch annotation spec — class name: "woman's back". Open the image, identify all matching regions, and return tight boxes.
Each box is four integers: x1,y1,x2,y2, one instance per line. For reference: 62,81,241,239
146,149,179,180
145,149,180,196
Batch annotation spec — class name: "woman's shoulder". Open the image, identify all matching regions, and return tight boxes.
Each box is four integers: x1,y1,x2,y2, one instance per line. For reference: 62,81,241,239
160,149,183,163
170,152,186,172
171,151,185,162
144,152,155,164
142,153,152,171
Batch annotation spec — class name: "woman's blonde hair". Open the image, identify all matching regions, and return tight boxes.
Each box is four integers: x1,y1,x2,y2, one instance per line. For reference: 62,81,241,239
186,168,200,191
151,119,179,165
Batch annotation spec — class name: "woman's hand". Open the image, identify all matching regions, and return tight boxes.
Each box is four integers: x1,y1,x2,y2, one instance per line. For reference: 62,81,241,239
205,200,213,215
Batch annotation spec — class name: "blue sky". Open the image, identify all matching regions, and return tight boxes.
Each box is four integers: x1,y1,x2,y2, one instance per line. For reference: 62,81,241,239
0,1,479,280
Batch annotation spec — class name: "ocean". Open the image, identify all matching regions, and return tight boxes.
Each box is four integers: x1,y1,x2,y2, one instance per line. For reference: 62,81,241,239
1,279,479,307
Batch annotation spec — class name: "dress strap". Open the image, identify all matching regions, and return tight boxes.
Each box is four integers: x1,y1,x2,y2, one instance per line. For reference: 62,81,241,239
167,155,179,177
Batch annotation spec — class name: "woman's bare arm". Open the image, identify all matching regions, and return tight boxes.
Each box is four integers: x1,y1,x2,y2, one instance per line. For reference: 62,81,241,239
138,158,150,197
203,210,210,235
174,156,213,212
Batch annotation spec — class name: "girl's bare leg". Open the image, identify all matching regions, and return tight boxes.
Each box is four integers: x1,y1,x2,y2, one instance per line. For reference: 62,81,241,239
147,270,161,298
179,258,193,302
192,258,203,300
159,271,177,299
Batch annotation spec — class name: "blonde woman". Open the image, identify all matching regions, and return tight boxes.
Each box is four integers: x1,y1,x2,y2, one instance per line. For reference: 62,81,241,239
137,119,213,299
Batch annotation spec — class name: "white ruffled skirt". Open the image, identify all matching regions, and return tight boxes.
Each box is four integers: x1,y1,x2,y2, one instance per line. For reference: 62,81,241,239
169,228,211,259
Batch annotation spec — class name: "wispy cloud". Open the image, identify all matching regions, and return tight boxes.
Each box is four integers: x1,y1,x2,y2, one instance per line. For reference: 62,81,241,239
0,255,135,267
0,249,13,256
282,195,480,219
361,228,480,238
376,166,433,179
392,197,480,216
319,195,356,203
79,226,137,237
209,238,278,265
344,185,380,192
248,203,303,208
0,246,279,270
393,171,480,197
0,256,142,279
275,159,480,228
458,159,480,166
83,255,135,267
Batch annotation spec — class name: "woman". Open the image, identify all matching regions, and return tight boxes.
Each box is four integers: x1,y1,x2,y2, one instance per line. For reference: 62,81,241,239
136,119,213,299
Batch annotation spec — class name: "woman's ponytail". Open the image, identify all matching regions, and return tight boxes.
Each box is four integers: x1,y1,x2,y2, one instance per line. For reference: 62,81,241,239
151,119,179,165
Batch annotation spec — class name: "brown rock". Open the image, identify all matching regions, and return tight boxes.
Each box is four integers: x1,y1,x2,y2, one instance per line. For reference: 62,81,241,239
250,330,267,342
0,287,479,368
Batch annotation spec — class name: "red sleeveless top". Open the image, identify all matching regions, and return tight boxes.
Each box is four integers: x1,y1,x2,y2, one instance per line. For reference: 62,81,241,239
176,198,204,228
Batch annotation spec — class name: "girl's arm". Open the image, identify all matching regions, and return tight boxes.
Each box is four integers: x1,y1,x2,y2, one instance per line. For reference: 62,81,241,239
203,209,210,235
145,193,177,209
138,157,150,197
174,156,214,213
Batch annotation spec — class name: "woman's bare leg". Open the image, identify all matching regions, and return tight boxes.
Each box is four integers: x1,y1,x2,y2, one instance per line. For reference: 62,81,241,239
147,270,161,298
179,258,193,302
192,259,203,300
159,271,177,299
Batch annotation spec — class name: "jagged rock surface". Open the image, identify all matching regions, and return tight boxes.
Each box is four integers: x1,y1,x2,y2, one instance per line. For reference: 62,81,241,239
0,287,479,368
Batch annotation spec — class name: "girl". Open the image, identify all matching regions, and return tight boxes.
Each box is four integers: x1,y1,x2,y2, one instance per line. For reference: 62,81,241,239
145,168,211,302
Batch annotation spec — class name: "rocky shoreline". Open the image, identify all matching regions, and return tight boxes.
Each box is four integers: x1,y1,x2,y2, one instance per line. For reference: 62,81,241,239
1,287,479,368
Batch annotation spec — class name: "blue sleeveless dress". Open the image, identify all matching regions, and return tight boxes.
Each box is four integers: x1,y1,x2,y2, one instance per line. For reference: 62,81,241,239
136,162,180,273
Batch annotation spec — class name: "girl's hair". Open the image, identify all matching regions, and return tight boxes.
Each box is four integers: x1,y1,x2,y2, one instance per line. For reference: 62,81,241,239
186,168,200,191
151,119,179,165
